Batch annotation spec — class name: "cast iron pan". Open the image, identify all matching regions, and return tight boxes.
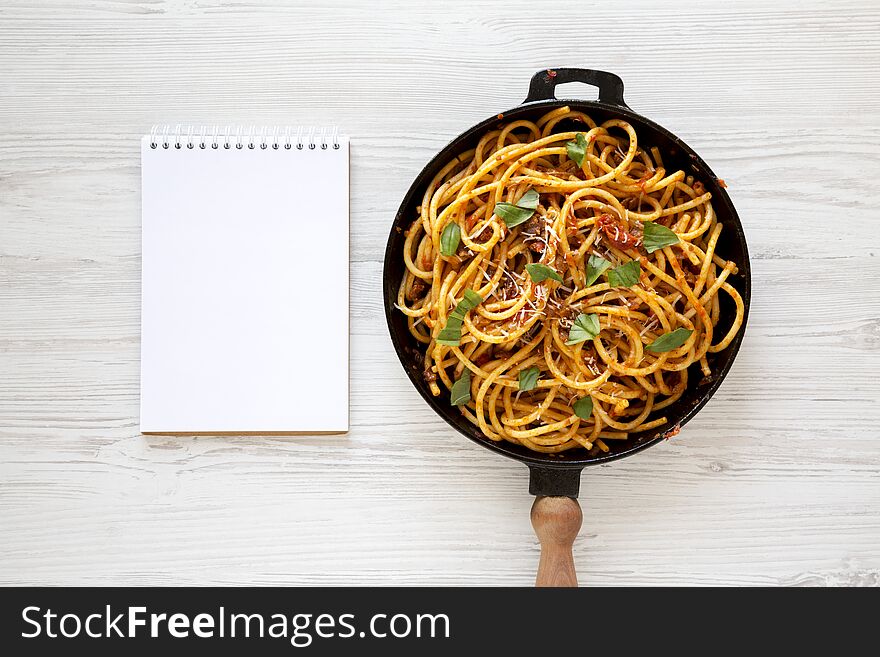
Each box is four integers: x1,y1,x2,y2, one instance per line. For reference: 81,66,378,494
383,68,751,585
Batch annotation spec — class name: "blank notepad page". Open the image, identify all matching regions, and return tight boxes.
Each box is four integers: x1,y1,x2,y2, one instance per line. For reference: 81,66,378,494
140,127,349,434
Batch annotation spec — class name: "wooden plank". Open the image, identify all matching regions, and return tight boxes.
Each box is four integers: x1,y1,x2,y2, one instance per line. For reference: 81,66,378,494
1,0,879,586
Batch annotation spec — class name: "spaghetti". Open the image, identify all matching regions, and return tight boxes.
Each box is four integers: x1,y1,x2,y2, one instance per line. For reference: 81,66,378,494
395,107,744,454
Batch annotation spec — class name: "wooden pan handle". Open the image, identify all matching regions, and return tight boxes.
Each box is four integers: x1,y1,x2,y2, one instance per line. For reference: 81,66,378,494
530,496,583,587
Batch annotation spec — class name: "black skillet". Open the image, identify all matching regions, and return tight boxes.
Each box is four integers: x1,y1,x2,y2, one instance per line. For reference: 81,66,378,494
383,68,750,586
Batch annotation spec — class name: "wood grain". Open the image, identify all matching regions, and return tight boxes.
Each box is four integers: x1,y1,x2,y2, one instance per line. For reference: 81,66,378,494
531,497,582,587
1,0,879,586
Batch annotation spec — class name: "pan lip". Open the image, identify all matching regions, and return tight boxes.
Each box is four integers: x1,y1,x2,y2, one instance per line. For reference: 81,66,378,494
383,97,751,469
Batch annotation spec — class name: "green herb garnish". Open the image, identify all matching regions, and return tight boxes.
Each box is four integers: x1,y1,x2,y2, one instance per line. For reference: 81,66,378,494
435,323,462,345
585,255,612,286
458,289,482,312
642,221,680,254
566,132,588,167
436,289,483,346
515,188,539,210
493,189,539,228
518,366,541,392
573,396,594,420
525,263,563,283
440,221,461,257
565,313,600,345
450,369,471,406
607,260,641,287
647,327,693,353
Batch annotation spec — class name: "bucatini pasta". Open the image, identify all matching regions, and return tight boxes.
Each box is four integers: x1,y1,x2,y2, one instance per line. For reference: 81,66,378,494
395,107,744,455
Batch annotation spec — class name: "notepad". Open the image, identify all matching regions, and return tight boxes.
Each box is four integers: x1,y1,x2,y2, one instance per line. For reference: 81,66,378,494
140,126,349,434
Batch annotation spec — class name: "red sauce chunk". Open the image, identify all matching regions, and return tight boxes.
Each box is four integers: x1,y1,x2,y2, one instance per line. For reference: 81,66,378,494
596,213,642,250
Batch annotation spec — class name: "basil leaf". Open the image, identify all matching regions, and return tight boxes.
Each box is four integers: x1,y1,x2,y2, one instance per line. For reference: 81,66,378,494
607,260,641,287
494,189,539,228
460,289,482,311
516,189,540,211
518,366,540,392
573,396,593,420
494,203,532,228
440,221,461,257
435,333,461,347
436,316,462,345
450,369,471,406
585,255,612,286
436,290,484,346
493,204,524,225
642,221,679,254
566,132,588,167
647,327,693,353
565,313,600,345
525,263,563,283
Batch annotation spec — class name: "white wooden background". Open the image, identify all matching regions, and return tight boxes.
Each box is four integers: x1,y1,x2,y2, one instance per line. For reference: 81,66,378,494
1,0,878,587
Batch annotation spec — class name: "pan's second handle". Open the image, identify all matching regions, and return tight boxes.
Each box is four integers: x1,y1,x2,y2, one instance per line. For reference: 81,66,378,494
524,67,629,108
531,496,583,587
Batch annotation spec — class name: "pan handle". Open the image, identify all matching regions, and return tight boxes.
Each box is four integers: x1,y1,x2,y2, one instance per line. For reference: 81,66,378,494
524,68,629,108
531,496,582,587
528,465,584,587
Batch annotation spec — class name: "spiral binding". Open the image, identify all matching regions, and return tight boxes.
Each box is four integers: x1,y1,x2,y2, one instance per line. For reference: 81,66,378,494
148,125,342,151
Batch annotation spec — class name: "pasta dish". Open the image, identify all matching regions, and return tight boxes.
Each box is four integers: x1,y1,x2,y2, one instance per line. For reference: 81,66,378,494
395,107,744,454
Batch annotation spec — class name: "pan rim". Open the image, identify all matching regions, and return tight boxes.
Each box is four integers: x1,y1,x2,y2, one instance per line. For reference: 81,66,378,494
382,97,751,468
